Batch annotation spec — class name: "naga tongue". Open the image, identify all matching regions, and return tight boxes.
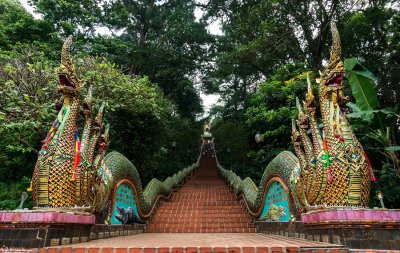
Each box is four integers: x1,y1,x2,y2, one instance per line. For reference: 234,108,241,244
335,75,343,85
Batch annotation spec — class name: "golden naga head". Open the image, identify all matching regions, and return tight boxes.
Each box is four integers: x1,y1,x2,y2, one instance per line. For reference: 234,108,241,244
304,73,316,115
296,97,309,129
82,85,94,116
98,123,110,152
58,36,84,95
93,102,105,131
320,22,345,94
291,118,302,146
204,122,211,132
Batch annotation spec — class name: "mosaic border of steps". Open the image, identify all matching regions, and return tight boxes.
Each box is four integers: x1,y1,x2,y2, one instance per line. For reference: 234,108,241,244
0,210,146,248
301,208,400,226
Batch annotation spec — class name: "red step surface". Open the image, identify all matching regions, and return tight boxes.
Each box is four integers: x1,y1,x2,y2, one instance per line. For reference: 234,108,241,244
147,149,256,233
46,233,348,253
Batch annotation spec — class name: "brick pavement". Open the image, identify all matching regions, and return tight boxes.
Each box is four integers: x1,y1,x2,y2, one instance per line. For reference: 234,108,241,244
45,233,348,253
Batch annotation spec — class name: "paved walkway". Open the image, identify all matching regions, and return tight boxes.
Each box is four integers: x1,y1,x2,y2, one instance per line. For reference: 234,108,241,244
44,233,347,253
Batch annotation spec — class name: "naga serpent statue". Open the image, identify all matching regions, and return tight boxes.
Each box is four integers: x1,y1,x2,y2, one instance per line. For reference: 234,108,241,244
218,23,373,219
28,23,372,223
28,36,199,223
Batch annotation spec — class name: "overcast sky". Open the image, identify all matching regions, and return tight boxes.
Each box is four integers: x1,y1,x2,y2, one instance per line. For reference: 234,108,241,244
19,0,221,117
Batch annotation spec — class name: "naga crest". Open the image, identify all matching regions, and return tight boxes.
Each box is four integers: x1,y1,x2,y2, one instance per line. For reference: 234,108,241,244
304,74,317,115
93,102,105,132
82,85,94,116
296,97,308,129
58,36,84,95
291,119,302,146
320,22,345,95
98,123,110,152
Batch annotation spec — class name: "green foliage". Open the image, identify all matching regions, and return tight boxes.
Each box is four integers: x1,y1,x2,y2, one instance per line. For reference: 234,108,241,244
345,58,380,111
214,63,308,183
0,0,60,60
341,4,400,106
369,163,400,209
243,63,308,181
150,118,202,182
345,58,398,130
29,0,213,119
344,59,400,177
0,49,57,182
0,177,33,210
30,0,101,35
0,46,202,207
211,120,253,178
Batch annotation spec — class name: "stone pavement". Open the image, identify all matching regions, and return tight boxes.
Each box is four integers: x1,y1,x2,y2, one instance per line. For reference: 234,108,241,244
42,233,348,253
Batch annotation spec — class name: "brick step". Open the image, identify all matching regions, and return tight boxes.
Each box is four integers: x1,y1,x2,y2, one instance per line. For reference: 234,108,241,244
42,247,347,253
149,154,255,234
159,201,244,204
169,198,238,201
148,223,255,229
155,208,247,212
149,222,255,227
146,228,258,233
147,227,256,232
152,212,251,216
168,195,237,198
160,202,242,206
151,218,253,223
45,233,349,252
171,194,234,196
153,214,250,219
154,209,248,213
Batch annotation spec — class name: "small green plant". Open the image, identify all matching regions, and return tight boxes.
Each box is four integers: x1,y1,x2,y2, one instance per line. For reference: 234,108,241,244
0,177,33,210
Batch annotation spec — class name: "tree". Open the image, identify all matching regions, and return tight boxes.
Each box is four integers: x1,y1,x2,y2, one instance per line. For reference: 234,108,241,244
0,47,187,184
29,0,215,119
29,0,102,36
0,0,60,60
202,0,399,121
340,4,400,106
244,63,308,176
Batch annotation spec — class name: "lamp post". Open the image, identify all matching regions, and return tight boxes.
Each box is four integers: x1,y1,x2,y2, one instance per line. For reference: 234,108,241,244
255,131,265,144
226,148,231,167
187,148,191,164
377,190,385,209
171,141,176,169
255,131,264,173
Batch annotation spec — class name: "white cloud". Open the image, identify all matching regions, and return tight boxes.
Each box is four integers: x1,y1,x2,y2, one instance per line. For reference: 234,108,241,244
19,0,42,19
201,92,220,112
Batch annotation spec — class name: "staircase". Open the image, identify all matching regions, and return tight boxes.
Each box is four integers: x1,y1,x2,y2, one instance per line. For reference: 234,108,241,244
45,141,348,253
148,144,256,233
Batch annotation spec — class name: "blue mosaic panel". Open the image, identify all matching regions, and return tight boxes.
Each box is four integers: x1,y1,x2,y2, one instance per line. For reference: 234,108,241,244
260,181,290,221
110,183,139,224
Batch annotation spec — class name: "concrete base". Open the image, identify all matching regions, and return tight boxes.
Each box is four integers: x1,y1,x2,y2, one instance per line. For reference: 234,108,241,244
0,211,145,248
301,208,400,226
256,208,400,251
0,210,95,224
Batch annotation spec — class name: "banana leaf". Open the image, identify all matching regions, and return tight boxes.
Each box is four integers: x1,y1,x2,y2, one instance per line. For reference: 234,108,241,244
347,102,398,125
344,58,386,131
344,58,379,110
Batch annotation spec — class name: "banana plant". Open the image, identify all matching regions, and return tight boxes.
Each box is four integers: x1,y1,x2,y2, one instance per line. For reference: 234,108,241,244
344,58,400,176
